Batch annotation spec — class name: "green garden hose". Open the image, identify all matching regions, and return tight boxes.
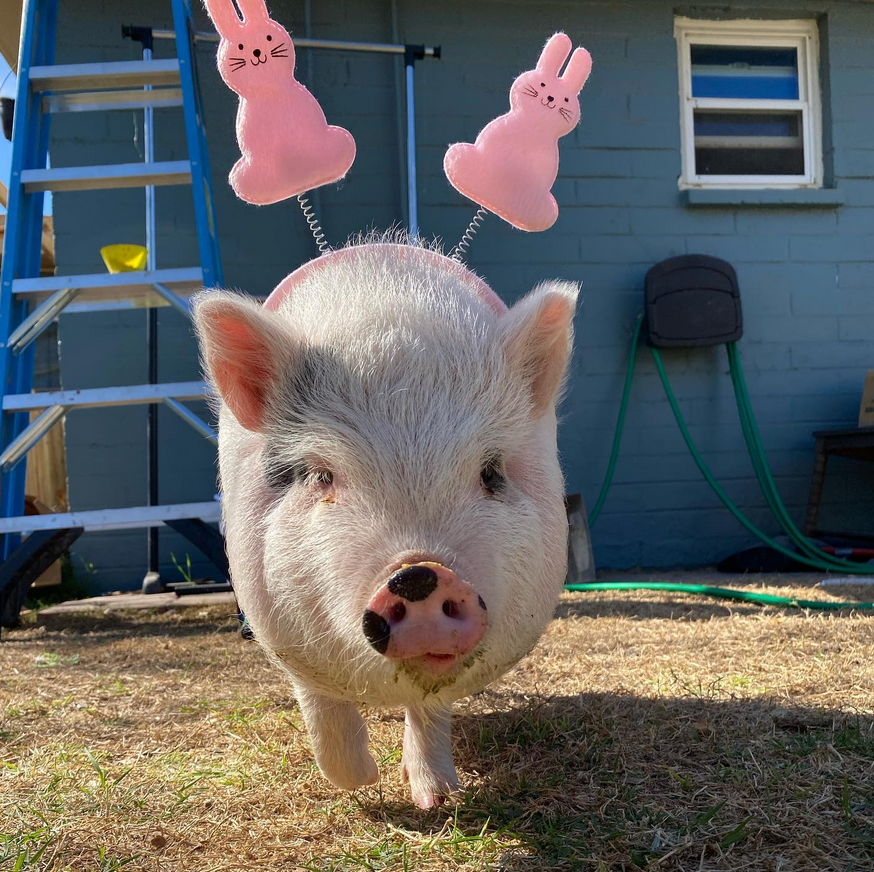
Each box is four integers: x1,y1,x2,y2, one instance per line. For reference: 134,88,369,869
587,313,644,526
569,313,874,608
651,346,872,575
726,342,860,571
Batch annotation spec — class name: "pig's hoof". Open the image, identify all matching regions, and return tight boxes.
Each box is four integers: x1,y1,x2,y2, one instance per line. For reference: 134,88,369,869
402,762,461,809
319,750,379,791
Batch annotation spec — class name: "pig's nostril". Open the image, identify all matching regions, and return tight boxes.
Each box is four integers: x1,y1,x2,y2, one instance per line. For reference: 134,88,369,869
442,599,461,618
390,602,406,623
478,595,487,611
362,609,391,654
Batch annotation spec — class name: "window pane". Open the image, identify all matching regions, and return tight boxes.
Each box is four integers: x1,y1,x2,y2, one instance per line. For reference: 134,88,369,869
694,110,805,175
691,45,799,99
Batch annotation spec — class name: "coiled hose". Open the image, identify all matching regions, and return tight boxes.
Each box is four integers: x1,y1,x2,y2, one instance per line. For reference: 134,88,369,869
569,314,874,610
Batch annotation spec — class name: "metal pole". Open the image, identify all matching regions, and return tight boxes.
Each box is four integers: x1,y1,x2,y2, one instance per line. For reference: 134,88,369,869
390,0,408,229
143,39,161,589
163,398,218,445
150,29,440,57
405,55,417,239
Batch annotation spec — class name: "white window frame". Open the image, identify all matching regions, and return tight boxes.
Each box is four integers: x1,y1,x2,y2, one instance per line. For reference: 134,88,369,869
674,17,823,189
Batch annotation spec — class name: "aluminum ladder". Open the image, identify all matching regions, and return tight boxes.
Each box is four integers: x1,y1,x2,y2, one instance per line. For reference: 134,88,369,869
0,0,227,626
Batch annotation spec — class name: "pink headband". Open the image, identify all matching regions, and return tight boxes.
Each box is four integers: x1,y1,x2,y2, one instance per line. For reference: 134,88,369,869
264,243,507,314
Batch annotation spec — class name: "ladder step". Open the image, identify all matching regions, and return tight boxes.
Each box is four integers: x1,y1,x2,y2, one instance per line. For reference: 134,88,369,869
29,59,181,91
21,160,192,193
0,502,222,535
45,88,184,114
12,266,204,304
3,381,211,412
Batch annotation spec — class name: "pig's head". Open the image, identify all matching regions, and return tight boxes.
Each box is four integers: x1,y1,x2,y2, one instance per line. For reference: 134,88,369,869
194,243,576,705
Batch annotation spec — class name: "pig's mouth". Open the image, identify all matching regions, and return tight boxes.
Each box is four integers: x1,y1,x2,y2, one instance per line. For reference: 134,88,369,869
420,652,459,673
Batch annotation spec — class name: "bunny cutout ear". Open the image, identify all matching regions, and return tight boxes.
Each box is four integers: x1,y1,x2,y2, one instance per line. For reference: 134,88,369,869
536,32,573,76
561,47,592,93
203,0,242,38
235,0,269,22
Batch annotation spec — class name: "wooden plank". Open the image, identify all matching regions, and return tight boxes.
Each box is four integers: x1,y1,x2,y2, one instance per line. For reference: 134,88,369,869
25,415,68,588
0,1,22,73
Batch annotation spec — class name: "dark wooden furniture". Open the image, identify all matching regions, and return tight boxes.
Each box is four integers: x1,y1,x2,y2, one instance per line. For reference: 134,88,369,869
804,427,874,538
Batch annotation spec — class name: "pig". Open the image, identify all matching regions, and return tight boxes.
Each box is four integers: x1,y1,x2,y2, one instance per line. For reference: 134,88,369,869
193,237,577,808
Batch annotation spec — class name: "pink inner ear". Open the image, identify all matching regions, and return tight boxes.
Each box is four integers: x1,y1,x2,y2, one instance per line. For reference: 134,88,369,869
538,294,574,331
264,244,508,315
211,313,274,431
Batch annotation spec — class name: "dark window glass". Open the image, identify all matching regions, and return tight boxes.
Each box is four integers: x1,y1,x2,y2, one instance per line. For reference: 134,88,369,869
693,110,804,175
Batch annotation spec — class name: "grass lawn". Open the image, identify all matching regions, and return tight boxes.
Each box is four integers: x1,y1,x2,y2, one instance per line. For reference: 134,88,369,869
2,574,874,870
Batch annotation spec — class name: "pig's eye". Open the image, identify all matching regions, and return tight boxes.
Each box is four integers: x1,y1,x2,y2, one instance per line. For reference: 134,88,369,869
480,457,505,495
266,459,307,490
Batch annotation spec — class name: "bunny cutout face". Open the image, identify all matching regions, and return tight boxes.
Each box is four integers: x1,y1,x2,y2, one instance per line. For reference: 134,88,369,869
510,34,590,135
209,0,294,98
444,33,592,232
203,0,356,204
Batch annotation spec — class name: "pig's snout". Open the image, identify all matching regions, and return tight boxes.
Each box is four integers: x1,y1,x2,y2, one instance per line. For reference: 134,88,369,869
362,562,488,673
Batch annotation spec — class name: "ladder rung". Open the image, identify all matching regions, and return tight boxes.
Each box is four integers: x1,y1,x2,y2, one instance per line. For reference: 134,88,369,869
3,381,211,412
21,160,192,192
44,88,184,114
29,59,181,91
12,267,204,304
0,501,221,535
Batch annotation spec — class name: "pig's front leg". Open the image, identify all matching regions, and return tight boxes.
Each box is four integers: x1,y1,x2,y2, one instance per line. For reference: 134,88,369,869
402,704,460,808
295,687,379,790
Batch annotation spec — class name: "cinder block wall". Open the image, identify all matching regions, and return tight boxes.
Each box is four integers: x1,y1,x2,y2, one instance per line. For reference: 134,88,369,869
51,0,874,588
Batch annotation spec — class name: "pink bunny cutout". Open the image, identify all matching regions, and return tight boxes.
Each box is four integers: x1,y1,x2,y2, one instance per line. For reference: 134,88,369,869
203,0,356,205
444,33,591,232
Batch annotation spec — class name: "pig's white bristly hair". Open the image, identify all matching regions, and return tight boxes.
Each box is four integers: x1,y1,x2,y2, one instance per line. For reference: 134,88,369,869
197,231,578,710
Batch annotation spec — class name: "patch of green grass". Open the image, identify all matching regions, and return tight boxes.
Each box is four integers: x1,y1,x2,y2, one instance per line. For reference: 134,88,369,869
0,826,54,870
302,839,411,872
95,846,138,871
34,652,79,668
171,552,194,584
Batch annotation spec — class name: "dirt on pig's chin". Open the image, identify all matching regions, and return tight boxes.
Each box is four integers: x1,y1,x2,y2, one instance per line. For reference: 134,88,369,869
395,647,492,700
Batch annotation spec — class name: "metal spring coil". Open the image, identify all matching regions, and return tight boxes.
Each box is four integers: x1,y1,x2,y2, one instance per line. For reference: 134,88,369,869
450,207,487,262
297,194,332,256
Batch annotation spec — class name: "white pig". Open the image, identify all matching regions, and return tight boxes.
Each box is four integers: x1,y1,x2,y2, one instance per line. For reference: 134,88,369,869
193,237,577,808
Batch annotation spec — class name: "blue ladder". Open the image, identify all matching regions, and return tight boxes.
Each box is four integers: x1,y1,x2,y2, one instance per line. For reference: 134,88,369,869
0,0,225,624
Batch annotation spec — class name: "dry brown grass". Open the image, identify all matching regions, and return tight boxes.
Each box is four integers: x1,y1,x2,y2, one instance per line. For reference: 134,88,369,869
2,573,874,871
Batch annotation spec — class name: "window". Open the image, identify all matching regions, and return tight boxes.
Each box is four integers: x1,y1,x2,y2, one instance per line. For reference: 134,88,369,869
675,18,822,189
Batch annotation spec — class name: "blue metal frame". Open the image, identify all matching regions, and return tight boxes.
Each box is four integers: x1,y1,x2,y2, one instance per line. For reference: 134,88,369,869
171,0,223,288
405,60,417,238
0,0,223,567
0,0,57,561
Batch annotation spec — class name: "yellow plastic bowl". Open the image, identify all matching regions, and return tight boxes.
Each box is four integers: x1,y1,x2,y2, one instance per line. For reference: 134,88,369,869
100,244,148,274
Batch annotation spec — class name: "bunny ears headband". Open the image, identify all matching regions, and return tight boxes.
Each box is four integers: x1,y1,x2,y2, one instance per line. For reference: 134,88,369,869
201,0,592,247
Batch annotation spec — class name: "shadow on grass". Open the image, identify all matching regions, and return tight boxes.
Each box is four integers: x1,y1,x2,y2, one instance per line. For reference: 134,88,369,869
555,594,874,622
4,609,242,644
361,693,874,871
554,596,770,621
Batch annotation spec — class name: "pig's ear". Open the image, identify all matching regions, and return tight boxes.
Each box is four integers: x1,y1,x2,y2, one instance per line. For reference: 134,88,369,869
193,291,296,432
500,281,579,417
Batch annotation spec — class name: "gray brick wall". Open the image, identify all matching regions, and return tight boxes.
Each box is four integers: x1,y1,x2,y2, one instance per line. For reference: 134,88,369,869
50,0,873,588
